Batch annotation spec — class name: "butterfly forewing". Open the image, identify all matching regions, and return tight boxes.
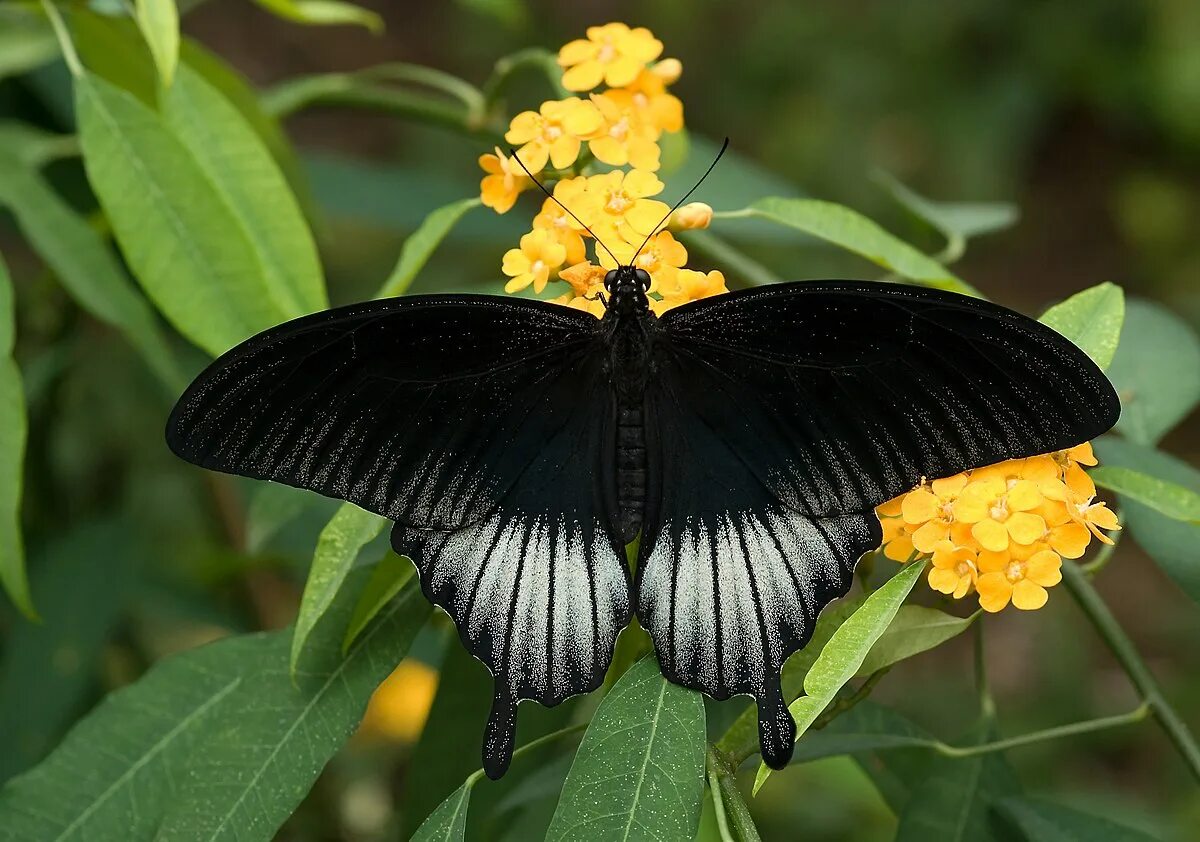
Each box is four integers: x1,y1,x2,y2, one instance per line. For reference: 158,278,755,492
637,281,1120,768
167,296,631,779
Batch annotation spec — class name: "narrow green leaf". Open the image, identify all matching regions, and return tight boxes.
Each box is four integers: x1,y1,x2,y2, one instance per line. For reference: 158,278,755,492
410,782,471,842
894,724,1021,842
251,0,384,33
375,197,482,298
876,170,1018,256
1106,298,1200,445
995,796,1161,842
75,72,294,355
0,572,430,840
1090,465,1200,523
715,593,866,762
0,253,34,620
291,502,386,674
161,64,327,315
1038,282,1125,371
546,657,707,842
856,606,978,677
754,561,926,793
134,0,179,87
726,198,978,295
1093,437,1200,603
342,552,414,652
0,144,184,391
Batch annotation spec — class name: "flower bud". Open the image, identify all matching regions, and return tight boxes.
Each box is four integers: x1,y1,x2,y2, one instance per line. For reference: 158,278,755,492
670,202,713,231
651,58,682,85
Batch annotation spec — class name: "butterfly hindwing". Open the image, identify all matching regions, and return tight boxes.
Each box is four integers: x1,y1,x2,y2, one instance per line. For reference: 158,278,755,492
391,350,631,779
637,281,1120,767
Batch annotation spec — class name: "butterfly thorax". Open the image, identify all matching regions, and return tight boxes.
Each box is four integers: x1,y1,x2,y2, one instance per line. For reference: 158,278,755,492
603,276,655,543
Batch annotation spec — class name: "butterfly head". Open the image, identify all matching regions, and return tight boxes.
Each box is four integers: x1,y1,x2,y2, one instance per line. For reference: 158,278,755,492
604,266,652,314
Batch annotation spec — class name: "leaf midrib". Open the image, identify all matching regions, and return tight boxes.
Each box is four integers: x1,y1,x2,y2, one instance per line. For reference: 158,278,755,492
619,678,668,842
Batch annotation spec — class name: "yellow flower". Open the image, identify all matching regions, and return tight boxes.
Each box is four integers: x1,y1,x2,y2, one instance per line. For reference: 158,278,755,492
532,195,588,266
552,262,608,318
558,22,663,92
954,476,1046,552
598,229,687,291
623,67,684,134
358,659,439,742
651,268,729,315
479,147,531,213
976,543,1063,612
899,474,969,553
650,57,682,85
578,169,669,243
1068,495,1121,545
929,541,978,599
588,90,662,171
506,97,603,173
670,202,713,231
502,229,566,294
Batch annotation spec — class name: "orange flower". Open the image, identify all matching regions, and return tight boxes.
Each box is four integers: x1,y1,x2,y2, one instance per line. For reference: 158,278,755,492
558,23,663,91
976,543,1063,612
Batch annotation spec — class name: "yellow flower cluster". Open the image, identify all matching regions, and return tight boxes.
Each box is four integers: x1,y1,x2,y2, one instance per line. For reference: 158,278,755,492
479,23,726,317
358,659,439,742
877,443,1119,612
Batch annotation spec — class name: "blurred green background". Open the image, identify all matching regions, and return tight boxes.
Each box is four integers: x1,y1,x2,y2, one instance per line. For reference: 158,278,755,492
1,1,1198,840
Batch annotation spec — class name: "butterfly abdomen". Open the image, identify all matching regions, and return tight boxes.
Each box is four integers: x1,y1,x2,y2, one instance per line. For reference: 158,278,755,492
616,402,646,543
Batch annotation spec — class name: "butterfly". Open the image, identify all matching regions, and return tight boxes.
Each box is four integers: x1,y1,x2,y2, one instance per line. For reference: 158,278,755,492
167,259,1120,778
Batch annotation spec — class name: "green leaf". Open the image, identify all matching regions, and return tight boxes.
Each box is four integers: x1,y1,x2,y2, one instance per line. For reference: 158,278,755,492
0,140,184,391
1090,465,1200,523
375,197,482,298
0,523,135,784
546,656,707,842
754,561,926,793
724,198,978,295
791,701,937,764
402,641,493,836
245,484,313,554
410,783,471,842
856,606,978,677
161,63,327,316
1093,437,1200,603
894,724,1021,842
290,502,386,674
0,571,430,840
0,8,57,80
251,0,384,33
1106,298,1200,445
75,72,295,356
995,796,1161,842
0,253,33,619
0,121,79,167
876,170,1018,258
342,552,414,652
134,0,179,88
715,593,866,762
1038,282,1125,371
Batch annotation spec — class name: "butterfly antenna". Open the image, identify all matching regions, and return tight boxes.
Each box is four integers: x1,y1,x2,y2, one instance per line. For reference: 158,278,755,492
507,149,623,267
630,136,730,266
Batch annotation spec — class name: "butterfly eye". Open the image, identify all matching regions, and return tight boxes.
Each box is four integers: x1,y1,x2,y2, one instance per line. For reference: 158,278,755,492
603,270,619,292
634,268,652,290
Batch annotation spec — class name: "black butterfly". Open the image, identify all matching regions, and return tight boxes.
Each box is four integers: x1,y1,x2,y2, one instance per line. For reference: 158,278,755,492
167,255,1119,778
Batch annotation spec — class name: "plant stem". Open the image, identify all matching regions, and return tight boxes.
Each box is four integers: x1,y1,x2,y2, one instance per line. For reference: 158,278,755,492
680,230,781,287
1080,509,1124,577
932,702,1150,758
481,47,569,106
39,0,82,77
706,753,735,842
974,618,997,721
811,667,890,731
1061,560,1200,781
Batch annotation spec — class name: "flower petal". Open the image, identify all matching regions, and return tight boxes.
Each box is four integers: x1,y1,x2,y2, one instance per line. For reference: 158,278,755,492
972,518,1010,553
1011,579,1049,610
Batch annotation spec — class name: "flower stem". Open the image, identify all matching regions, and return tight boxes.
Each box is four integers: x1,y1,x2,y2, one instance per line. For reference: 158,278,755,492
679,230,781,287
1061,560,1200,781
933,702,1150,758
